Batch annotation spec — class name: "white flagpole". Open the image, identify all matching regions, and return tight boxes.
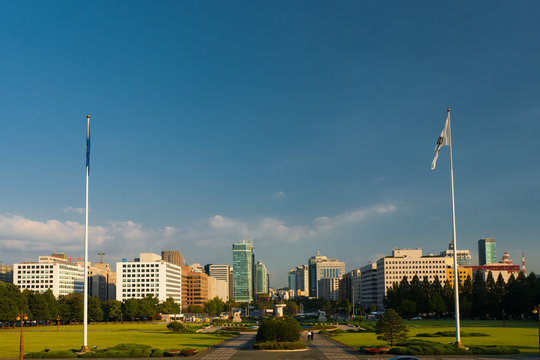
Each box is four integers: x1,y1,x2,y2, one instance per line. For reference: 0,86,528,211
82,115,90,352
447,109,463,347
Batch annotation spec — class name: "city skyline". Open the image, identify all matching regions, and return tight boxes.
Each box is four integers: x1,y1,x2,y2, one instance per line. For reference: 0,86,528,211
1,2,540,287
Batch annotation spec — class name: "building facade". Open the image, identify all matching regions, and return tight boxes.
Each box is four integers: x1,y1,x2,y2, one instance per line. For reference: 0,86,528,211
255,261,268,294
440,243,472,266
318,277,340,301
88,262,116,301
232,240,254,302
14,255,85,297
478,238,497,265
116,253,182,304
161,251,184,267
374,248,452,309
205,264,230,301
308,252,345,297
360,262,378,309
0,263,13,283
181,266,209,310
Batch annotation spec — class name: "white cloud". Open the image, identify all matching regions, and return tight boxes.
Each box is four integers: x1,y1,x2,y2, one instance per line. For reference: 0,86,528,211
273,191,287,199
0,203,397,268
64,206,86,215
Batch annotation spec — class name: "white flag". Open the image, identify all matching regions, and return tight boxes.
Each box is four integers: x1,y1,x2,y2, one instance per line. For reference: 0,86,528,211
431,112,450,170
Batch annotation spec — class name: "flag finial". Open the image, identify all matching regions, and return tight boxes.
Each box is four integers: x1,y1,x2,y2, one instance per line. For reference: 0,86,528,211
447,108,451,112
87,115,90,118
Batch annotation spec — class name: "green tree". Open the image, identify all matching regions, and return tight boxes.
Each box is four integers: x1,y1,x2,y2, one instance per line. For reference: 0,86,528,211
205,297,224,316
89,296,103,322
160,297,181,315
188,305,204,314
428,294,446,316
256,317,302,342
0,282,28,321
28,292,51,322
472,270,488,317
284,300,299,316
102,300,122,321
123,298,139,321
138,295,159,320
398,299,417,318
375,309,409,347
58,293,83,323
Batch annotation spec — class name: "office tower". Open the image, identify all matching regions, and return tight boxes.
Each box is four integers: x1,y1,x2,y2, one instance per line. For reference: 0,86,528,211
206,264,231,301
308,252,345,297
14,254,85,297
0,263,13,283
288,269,296,293
161,251,183,267
232,240,254,302
255,261,268,294
116,253,181,304
340,269,361,306
181,266,209,310
294,265,309,297
478,238,496,265
360,263,377,310
318,277,340,301
88,262,116,301
440,243,472,266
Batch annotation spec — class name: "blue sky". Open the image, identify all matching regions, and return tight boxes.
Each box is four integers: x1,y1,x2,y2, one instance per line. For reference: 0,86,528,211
1,1,539,287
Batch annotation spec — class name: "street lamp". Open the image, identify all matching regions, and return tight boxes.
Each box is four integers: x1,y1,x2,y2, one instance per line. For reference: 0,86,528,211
57,316,61,332
15,312,28,360
533,305,540,356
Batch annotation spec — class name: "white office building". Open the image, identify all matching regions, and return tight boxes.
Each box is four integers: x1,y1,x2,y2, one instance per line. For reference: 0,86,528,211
116,253,182,304
13,255,85,297
206,264,230,301
375,248,452,309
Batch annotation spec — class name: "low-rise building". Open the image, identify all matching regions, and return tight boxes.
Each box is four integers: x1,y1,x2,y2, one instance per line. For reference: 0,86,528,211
116,253,182,305
14,254,85,297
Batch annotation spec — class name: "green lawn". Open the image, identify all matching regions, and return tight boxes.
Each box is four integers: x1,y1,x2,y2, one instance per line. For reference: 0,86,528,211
0,323,225,359
333,320,540,354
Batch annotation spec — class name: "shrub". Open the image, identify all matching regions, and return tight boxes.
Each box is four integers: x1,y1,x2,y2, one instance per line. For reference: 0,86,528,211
416,331,489,338
180,349,198,356
256,317,302,343
25,350,77,358
150,349,165,357
253,341,306,350
166,321,194,333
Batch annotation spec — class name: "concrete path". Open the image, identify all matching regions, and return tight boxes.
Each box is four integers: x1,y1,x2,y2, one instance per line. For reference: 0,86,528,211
199,333,256,360
307,332,359,360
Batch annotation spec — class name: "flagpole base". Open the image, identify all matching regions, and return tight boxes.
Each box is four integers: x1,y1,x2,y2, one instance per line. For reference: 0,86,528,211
77,346,90,354
454,341,468,349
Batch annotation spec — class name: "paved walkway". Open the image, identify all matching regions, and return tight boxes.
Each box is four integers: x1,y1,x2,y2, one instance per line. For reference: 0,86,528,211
199,333,255,360
307,332,360,360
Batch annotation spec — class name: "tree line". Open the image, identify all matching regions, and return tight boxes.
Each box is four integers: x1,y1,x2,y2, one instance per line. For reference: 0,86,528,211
384,270,540,319
0,282,181,324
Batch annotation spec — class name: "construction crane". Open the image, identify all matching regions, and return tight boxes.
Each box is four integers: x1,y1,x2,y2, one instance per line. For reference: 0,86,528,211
98,252,106,263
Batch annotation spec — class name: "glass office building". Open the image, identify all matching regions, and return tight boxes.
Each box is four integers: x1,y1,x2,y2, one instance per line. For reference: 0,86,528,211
478,238,497,265
232,240,254,302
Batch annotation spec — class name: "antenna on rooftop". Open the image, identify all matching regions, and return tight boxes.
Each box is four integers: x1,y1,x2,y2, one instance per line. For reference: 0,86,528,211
98,252,105,263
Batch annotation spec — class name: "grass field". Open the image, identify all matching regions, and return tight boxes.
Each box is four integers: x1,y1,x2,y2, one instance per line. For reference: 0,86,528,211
332,320,540,354
0,323,225,359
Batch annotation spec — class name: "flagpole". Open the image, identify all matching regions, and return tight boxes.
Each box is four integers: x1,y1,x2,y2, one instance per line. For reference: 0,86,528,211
447,109,463,348
82,115,90,353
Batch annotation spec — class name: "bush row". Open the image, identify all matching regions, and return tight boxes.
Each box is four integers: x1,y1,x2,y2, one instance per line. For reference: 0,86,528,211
416,331,489,337
25,344,204,358
385,340,519,356
253,341,306,350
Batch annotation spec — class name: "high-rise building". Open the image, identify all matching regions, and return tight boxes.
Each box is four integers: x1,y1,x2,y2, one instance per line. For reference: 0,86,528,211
288,269,296,293
88,262,116,301
161,251,183,267
340,269,361,307
232,240,254,302
308,252,345,297
255,261,268,294
181,266,209,310
14,255,85,297
295,265,309,297
0,263,13,283
440,243,472,266
318,277,340,301
360,263,378,310
205,264,230,301
116,253,182,304
478,238,497,265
